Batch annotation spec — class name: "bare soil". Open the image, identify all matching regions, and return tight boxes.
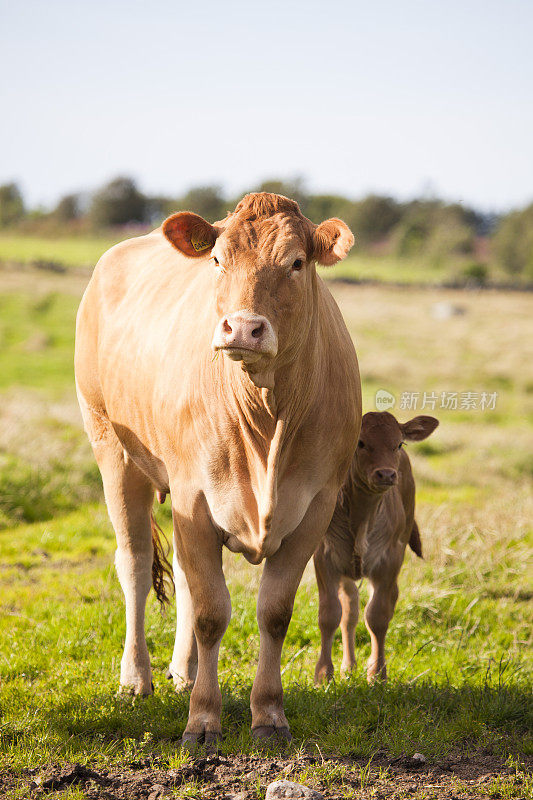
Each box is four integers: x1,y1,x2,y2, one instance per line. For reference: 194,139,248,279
2,752,531,799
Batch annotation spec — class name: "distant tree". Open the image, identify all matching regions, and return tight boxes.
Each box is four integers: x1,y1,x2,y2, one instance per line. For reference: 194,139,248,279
347,195,402,244
306,194,353,225
393,200,475,259
54,193,82,222
0,183,25,227
493,203,533,277
89,176,147,227
176,185,227,222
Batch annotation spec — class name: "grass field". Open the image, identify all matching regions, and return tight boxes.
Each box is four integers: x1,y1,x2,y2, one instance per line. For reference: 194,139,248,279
0,262,532,799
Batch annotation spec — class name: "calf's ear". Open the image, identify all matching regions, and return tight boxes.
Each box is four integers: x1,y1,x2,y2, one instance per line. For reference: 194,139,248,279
313,218,354,266
401,415,439,441
163,212,220,258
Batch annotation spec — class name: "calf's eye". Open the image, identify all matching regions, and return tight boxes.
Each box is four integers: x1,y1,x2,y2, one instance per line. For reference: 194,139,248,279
358,440,365,449
213,256,219,266
292,259,303,271
398,442,404,449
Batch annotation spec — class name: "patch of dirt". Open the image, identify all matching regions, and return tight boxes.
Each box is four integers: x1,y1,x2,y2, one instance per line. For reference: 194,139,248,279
2,752,531,799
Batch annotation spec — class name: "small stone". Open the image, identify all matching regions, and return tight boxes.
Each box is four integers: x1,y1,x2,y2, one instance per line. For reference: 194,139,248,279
265,779,325,799
412,752,427,763
147,784,167,800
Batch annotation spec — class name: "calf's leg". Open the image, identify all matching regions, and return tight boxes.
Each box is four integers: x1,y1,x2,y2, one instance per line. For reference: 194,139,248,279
84,412,155,695
251,490,337,738
339,576,359,674
364,576,399,681
313,544,341,684
172,497,231,745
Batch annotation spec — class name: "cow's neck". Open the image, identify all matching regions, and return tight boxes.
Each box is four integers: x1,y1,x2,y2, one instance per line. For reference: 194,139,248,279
224,278,320,462
222,300,320,530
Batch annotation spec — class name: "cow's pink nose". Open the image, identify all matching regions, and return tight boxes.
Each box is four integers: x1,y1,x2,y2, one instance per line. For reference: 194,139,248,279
217,313,271,351
373,468,397,486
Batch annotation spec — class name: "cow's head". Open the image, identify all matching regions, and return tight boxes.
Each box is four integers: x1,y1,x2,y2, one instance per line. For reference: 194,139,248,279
355,411,439,492
162,193,354,385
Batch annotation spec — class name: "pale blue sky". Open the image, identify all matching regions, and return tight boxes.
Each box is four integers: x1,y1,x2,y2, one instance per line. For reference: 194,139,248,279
1,0,532,211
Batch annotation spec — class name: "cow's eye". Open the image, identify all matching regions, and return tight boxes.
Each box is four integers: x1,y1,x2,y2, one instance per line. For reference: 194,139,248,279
358,440,365,449
398,442,404,449
292,259,303,271
213,256,219,266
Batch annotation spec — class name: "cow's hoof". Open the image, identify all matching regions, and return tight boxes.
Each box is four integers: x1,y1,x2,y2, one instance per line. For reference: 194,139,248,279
367,669,387,683
181,730,222,753
314,664,333,685
252,725,292,742
166,667,195,692
118,681,153,697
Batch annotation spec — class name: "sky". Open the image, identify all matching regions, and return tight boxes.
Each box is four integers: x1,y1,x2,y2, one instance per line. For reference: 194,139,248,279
1,0,532,212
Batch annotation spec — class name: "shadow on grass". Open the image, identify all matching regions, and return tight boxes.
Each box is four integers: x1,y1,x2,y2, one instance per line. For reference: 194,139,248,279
6,676,530,766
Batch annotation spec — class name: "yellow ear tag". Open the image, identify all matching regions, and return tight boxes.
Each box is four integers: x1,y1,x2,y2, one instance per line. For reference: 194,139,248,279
191,234,211,252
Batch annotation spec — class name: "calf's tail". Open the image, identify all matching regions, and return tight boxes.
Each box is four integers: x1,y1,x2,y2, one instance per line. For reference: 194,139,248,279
150,512,175,608
409,519,423,558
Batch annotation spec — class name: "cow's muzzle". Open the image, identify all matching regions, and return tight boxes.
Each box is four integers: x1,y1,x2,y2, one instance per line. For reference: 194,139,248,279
211,311,278,362
371,468,398,488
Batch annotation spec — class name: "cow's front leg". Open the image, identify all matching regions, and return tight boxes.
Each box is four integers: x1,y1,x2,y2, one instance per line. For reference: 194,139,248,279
251,490,337,739
172,499,231,745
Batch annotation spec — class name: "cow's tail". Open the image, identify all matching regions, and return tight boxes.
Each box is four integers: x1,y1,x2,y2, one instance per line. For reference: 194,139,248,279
409,519,423,558
150,512,175,608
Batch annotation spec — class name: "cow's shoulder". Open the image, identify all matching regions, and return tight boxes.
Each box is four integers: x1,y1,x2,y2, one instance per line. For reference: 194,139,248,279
92,229,165,299
91,227,207,320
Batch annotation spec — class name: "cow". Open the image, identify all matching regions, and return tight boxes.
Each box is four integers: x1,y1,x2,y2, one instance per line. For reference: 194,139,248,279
74,192,361,745
313,411,438,684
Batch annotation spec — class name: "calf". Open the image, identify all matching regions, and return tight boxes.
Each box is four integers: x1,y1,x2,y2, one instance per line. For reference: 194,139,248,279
313,411,438,683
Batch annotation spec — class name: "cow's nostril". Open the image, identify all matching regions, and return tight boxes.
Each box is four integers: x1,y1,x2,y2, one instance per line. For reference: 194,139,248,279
375,469,397,483
222,319,232,334
251,323,264,339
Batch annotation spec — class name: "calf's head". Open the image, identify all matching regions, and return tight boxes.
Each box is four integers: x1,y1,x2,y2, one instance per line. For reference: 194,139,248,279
355,411,439,492
162,193,354,384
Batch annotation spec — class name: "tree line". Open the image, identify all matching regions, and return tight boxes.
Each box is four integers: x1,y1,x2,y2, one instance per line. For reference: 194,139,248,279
1,177,532,278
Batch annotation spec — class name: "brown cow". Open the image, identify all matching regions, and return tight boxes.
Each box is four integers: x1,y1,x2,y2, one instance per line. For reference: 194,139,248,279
313,411,438,684
75,192,361,744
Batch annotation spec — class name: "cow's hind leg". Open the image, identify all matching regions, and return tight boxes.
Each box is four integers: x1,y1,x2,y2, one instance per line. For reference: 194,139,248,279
168,550,198,690
339,576,359,675
84,409,155,695
313,543,341,684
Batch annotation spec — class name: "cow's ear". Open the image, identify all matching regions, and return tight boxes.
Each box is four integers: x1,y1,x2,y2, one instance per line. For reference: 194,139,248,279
400,416,439,441
313,218,354,266
163,212,219,258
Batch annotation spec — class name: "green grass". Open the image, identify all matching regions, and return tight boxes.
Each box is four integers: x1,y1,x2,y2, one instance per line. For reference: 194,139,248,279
0,269,531,797
0,508,531,769
0,292,78,392
321,254,452,285
0,233,121,269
